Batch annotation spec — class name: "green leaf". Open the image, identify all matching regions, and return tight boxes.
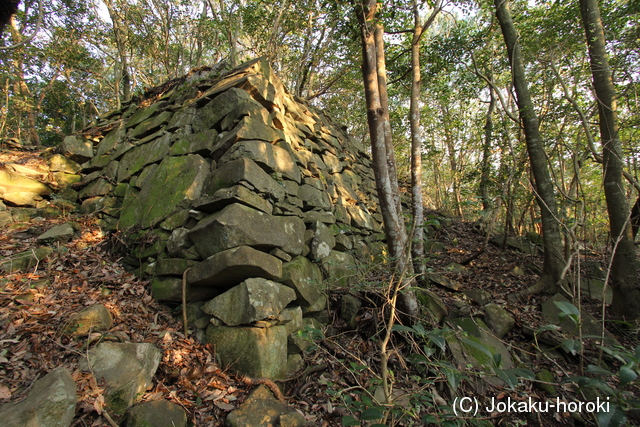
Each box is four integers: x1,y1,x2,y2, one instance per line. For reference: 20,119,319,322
495,368,519,389
563,375,615,395
553,301,580,325
341,415,360,426
427,333,446,351
493,352,502,369
407,353,430,364
360,407,385,420
619,365,638,387
535,324,561,334
509,368,536,380
561,338,582,356
597,403,627,427
461,338,494,361
413,323,427,336
586,364,614,377
443,366,461,392
392,324,414,333
422,415,438,424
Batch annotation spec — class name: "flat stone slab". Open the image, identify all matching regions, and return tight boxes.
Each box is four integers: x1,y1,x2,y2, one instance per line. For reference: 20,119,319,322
194,184,273,215
187,245,282,288
203,157,285,202
0,170,51,197
427,271,460,291
219,139,301,183
202,277,295,326
187,203,305,259
37,223,76,243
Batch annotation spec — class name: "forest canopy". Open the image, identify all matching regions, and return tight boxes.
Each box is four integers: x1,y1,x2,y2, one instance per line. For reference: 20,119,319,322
1,0,639,303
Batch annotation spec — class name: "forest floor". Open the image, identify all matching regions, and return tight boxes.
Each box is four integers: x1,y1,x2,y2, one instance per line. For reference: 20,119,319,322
1,147,639,427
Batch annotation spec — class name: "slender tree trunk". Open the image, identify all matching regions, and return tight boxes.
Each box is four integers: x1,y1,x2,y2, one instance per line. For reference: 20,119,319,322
409,1,425,278
104,0,131,104
373,24,402,215
579,0,640,322
356,0,418,319
480,81,496,212
440,102,463,217
495,0,565,294
8,16,40,145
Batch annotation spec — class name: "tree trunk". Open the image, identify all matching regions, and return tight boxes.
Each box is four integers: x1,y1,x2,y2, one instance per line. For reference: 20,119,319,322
104,0,131,104
480,81,495,212
8,16,40,146
494,0,565,294
0,0,20,38
373,24,402,216
409,1,424,278
356,0,418,319
440,102,464,218
579,0,640,322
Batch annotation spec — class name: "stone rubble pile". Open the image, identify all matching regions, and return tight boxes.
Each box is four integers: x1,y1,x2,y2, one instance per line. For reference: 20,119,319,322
62,57,387,380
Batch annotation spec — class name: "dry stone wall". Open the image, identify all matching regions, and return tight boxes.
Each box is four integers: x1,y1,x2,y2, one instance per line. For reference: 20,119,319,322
67,58,387,379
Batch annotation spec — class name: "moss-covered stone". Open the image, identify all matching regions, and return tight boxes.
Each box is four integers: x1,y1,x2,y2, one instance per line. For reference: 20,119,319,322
0,367,76,427
118,154,210,229
0,247,54,273
206,324,288,379
125,400,187,427
535,369,558,396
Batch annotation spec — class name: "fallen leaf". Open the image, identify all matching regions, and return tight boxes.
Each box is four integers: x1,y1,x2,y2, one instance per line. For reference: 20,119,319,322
0,384,11,399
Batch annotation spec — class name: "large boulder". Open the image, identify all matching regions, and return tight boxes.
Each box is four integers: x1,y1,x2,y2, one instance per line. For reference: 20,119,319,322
118,154,210,229
444,317,514,389
124,400,187,427
82,342,162,416
63,304,113,336
187,203,305,259
541,293,618,346
59,135,93,163
219,139,301,183
0,367,76,427
203,157,285,202
49,154,82,174
0,170,51,207
225,385,288,427
280,256,324,307
319,250,357,287
116,134,172,182
308,221,336,261
0,247,54,273
202,278,295,326
206,324,288,379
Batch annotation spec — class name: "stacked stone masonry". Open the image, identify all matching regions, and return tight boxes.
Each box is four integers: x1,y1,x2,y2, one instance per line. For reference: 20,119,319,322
68,58,386,379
